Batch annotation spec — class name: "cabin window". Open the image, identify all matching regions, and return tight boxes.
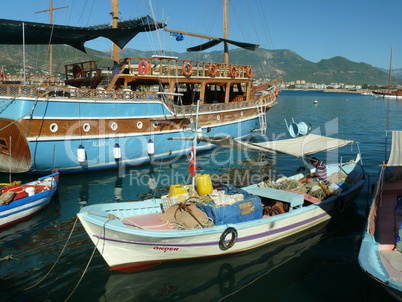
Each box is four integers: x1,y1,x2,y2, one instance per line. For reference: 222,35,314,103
0,138,9,155
110,122,118,131
137,121,143,129
50,123,58,132
83,123,91,132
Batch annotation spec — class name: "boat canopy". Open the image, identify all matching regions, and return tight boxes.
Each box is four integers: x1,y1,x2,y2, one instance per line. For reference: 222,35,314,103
387,131,402,166
0,16,165,52
199,134,354,158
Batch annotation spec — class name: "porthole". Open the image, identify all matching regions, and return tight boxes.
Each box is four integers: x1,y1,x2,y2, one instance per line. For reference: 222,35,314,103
240,111,244,116
217,115,221,121
137,121,143,129
83,123,91,132
110,122,118,131
50,123,58,133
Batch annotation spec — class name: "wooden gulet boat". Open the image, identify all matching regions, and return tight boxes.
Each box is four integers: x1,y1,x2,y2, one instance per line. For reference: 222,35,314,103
358,131,402,301
0,171,59,229
0,0,280,174
78,134,365,273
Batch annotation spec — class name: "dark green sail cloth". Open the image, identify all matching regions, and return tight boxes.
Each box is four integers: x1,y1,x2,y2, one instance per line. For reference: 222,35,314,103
187,38,258,52
0,15,165,52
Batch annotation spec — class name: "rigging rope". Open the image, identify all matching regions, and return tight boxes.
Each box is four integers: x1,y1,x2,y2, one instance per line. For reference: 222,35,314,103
64,213,117,301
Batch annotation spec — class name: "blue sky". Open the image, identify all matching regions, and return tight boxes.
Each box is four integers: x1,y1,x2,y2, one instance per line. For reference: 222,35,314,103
5,0,402,69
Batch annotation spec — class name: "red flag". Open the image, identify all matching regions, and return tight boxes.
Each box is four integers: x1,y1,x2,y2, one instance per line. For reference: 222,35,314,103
188,143,196,177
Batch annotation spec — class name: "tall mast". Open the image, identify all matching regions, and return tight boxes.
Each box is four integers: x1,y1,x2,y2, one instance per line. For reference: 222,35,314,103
388,48,393,92
223,0,229,64
111,0,120,64
36,0,68,81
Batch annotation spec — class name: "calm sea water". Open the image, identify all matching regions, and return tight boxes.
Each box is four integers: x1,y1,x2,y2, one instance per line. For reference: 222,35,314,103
1,90,401,302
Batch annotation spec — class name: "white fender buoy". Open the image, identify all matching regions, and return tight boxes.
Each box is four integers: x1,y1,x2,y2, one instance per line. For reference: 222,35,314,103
77,144,86,163
114,143,122,160
147,139,155,157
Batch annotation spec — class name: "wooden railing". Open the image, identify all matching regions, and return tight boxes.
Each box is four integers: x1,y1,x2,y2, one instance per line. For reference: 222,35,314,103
121,57,253,79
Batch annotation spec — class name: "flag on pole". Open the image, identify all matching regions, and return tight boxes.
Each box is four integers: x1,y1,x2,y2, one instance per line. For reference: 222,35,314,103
188,143,196,177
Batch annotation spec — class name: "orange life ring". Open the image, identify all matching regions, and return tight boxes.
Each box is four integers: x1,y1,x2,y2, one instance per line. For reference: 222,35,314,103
138,60,150,75
275,90,279,98
182,62,193,76
208,64,217,77
246,67,253,78
229,65,238,78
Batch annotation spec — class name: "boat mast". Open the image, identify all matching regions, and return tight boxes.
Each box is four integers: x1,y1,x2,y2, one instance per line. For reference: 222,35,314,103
35,0,68,82
223,0,229,64
388,48,393,93
111,0,120,64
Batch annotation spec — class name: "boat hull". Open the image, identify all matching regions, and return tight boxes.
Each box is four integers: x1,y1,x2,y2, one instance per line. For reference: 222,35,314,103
0,95,275,173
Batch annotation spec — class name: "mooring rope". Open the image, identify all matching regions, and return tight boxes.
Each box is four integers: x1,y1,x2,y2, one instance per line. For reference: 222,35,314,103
64,213,118,301
23,216,80,291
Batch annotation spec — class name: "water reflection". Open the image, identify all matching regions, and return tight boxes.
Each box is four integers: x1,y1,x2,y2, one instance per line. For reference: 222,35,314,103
98,222,329,302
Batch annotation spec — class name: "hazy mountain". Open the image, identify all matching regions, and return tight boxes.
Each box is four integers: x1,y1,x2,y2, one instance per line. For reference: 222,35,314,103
0,44,398,86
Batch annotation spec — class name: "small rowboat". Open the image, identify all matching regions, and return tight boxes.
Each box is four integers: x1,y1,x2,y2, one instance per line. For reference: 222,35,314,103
0,171,59,229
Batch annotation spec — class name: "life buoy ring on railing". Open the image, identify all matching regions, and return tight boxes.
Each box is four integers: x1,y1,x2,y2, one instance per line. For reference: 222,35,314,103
274,90,279,98
246,66,253,78
229,65,238,78
208,64,217,77
138,60,150,75
219,227,238,250
182,62,193,76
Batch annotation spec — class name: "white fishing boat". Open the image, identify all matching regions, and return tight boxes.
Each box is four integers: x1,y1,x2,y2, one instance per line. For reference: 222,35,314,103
358,130,402,301
78,134,365,272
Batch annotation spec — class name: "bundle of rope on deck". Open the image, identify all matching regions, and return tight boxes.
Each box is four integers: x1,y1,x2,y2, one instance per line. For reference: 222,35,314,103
259,177,327,200
160,198,215,230
385,167,402,183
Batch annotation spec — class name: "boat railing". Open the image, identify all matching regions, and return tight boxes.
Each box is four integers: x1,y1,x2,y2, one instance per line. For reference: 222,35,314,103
120,57,253,79
162,96,276,115
0,82,277,114
0,83,160,101
64,61,102,81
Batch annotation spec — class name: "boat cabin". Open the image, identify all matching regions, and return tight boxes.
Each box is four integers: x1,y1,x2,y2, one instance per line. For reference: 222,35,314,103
64,56,257,105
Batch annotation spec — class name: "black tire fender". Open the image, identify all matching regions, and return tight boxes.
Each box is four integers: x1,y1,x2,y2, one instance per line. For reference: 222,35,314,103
219,227,238,251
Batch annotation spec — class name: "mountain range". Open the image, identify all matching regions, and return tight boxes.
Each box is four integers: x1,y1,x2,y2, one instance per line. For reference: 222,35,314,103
0,44,400,86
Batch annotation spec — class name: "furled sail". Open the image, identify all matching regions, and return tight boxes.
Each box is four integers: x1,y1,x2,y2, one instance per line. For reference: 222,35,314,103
0,15,165,52
187,38,259,52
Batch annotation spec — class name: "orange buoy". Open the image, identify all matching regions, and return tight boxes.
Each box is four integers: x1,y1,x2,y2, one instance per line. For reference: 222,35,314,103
182,62,193,76
208,64,217,77
138,60,150,75
229,65,238,78
275,90,279,98
246,66,253,78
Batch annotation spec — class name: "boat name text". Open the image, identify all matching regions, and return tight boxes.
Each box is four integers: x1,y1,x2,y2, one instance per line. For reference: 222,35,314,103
153,246,179,253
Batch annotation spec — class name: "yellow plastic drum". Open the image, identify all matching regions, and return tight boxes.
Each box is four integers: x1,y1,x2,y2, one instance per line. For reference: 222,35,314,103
168,185,187,197
196,174,213,195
